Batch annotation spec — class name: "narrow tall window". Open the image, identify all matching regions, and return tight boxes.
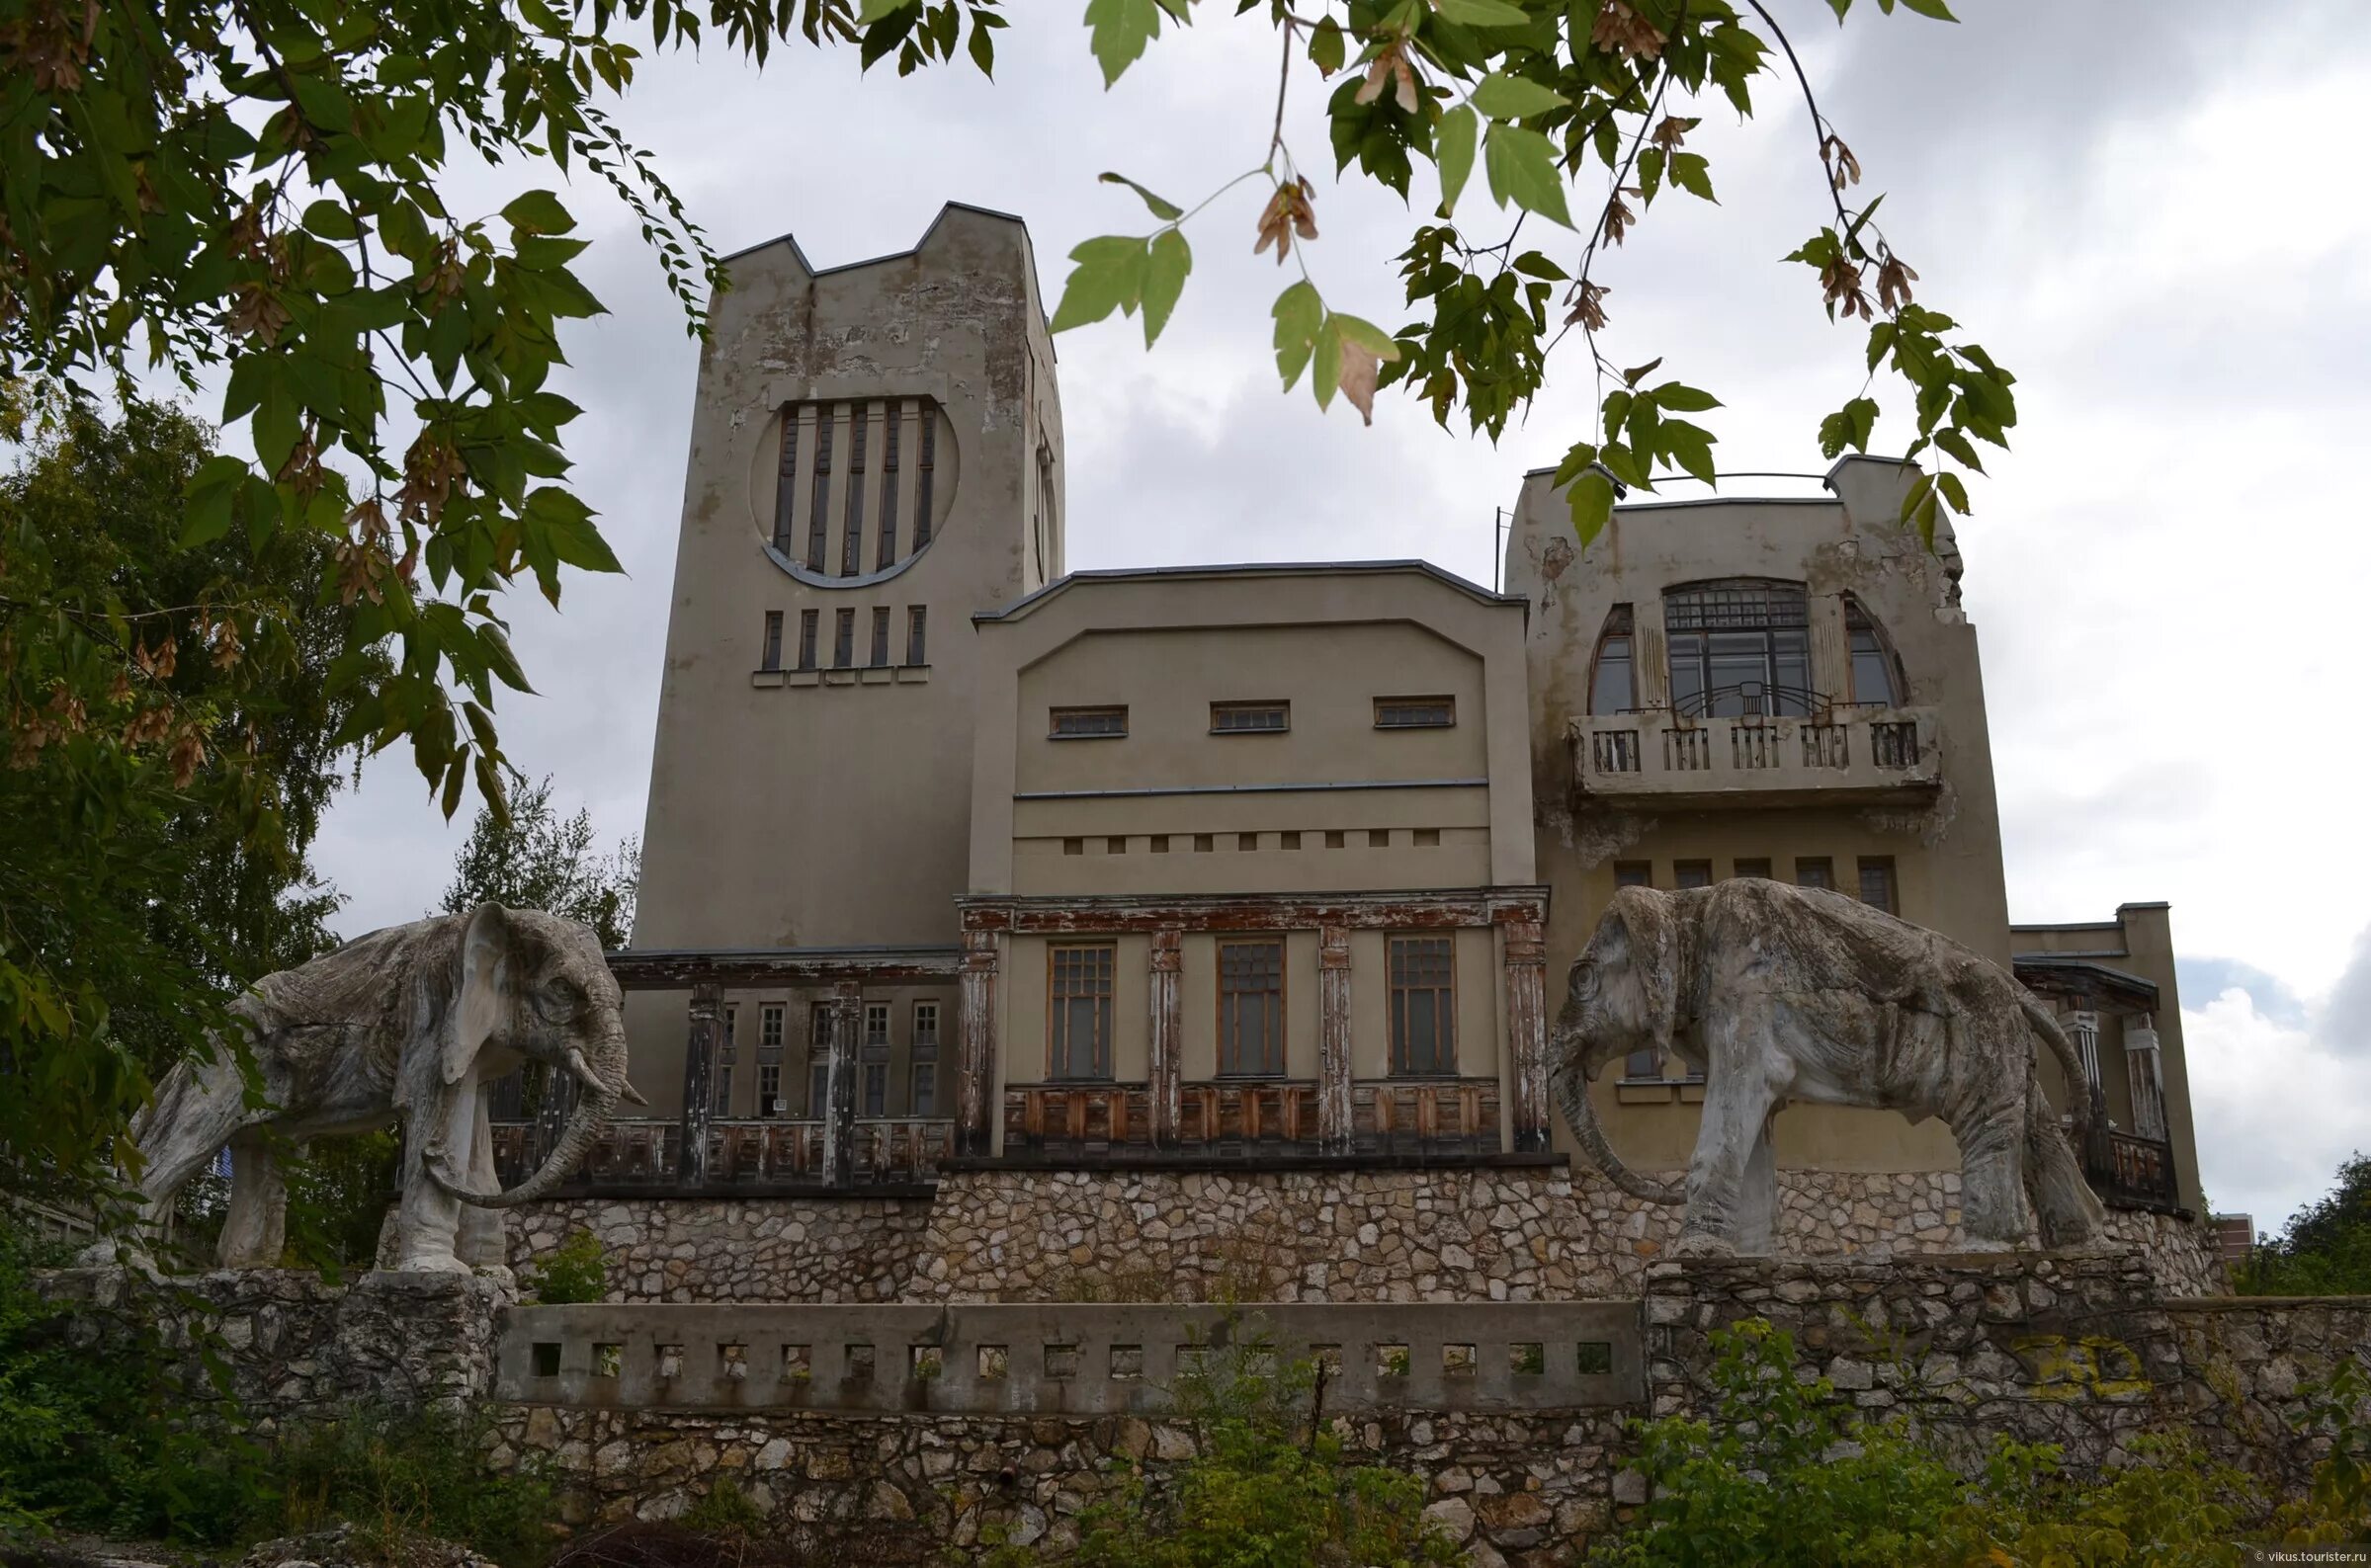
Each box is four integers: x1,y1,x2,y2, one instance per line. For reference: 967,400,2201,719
713,1006,737,1116
906,606,927,666
806,1008,831,1114
1796,857,1833,890
1673,861,1714,890
1664,580,1813,717
1590,605,1636,713
910,1002,940,1115
833,609,855,668
758,1061,782,1116
773,408,800,553
870,607,890,667
805,407,834,571
1389,936,1457,1075
760,612,784,672
1049,945,1115,1080
876,402,901,570
797,610,818,671
840,404,869,577
913,414,936,549
862,1001,890,1117
1218,940,1285,1077
865,1002,890,1050
1857,857,1897,915
1375,696,1456,729
1845,596,1904,706
758,1004,786,1116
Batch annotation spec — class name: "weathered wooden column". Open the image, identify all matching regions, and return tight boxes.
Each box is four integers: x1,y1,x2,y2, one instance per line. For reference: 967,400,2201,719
821,980,863,1187
677,979,721,1187
2123,1012,2167,1141
1503,919,1551,1153
1148,927,1183,1146
957,929,1000,1157
1317,925,1354,1155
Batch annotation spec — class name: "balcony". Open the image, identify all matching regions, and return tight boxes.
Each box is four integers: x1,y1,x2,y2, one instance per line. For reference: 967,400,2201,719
491,1115,953,1195
2082,1126,2181,1213
1569,707,1941,809
995,1076,1506,1166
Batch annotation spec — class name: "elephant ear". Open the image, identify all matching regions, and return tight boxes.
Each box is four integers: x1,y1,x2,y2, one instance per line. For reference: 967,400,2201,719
1608,886,1681,1055
445,901,513,1087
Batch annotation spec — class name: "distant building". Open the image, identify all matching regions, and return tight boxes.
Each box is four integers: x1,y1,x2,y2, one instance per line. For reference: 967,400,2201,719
494,204,2219,1297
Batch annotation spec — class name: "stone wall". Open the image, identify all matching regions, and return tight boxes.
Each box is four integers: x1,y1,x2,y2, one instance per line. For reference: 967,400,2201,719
912,1167,2228,1303
489,1404,1631,1568
37,1267,510,1425
507,1196,933,1302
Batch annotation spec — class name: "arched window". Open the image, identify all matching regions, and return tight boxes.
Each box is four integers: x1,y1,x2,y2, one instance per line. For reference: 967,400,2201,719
1663,580,1815,717
1844,595,1905,706
1588,605,1636,713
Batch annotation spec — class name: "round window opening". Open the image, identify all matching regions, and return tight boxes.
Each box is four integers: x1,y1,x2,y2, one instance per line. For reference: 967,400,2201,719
753,395,960,588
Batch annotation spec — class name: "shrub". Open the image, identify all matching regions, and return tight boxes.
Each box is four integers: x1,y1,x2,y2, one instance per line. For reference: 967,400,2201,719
266,1404,556,1566
682,1477,768,1538
528,1228,609,1304
1071,1323,1459,1568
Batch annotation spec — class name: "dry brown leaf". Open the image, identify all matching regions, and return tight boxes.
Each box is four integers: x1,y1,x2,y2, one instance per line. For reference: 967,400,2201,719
1337,335,1383,426
1591,2,1664,60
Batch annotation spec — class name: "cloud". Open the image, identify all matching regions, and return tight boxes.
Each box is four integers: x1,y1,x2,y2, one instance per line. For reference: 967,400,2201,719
2176,957,2309,1032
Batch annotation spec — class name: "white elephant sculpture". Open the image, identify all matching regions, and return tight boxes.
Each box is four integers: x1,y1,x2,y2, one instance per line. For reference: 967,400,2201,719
84,902,643,1273
1552,880,2106,1257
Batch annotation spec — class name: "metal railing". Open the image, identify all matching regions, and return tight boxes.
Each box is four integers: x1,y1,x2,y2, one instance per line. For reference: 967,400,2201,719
1000,1076,1503,1161
2083,1127,2180,1212
1574,709,1939,801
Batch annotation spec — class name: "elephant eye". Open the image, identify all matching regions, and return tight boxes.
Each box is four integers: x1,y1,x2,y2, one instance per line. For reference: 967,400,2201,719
535,982,578,1021
1570,962,1598,1000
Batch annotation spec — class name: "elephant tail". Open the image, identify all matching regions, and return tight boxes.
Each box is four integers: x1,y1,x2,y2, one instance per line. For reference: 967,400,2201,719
2020,997,2096,1147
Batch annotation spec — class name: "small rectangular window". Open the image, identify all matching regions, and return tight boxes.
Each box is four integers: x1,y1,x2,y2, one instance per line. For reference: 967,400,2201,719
1624,1046,1662,1081
1050,944,1116,1080
797,610,818,671
1062,837,1084,857
1050,705,1128,739
1194,834,1216,853
1389,936,1457,1075
1857,857,1897,915
1613,862,1652,888
912,1001,939,1047
1732,858,1772,879
1673,860,1714,890
1796,857,1833,890
1413,828,1440,847
1211,701,1290,733
760,1004,785,1056
1108,836,1128,855
870,606,890,667
865,1003,889,1050
1324,831,1346,850
833,608,855,668
906,606,927,666
1280,831,1302,850
1375,695,1455,729
1218,940,1285,1077
1150,835,1170,854
761,612,784,672
1368,829,1391,848
1236,833,1258,852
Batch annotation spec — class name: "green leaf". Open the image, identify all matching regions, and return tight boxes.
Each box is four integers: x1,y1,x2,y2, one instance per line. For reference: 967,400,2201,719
1567,468,1618,547
1669,151,1716,203
180,454,249,547
1309,15,1346,75
1048,235,1147,333
1434,0,1532,25
1482,124,1573,228
1865,320,1897,371
1083,0,1163,87
1897,0,1956,17
1436,105,1478,216
1651,380,1720,413
859,0,917,18
1271,281,1322,390
1330,313,1400,360
1098,172,1183,221
1141,228,1191,346
1932,427,1985,474
1470,73,1567,121
1936,470,1970,515
499,190,574,235
301,200,358,241
1312,313,1344,410
1662,421,1717,486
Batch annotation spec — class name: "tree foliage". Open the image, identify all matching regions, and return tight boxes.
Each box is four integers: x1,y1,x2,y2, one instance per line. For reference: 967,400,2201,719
2238,1152,2371,1297
0,394,366,1196
440,773,638,948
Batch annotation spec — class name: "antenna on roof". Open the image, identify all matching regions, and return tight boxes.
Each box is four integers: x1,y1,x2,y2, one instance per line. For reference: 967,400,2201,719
1492,506,1506,593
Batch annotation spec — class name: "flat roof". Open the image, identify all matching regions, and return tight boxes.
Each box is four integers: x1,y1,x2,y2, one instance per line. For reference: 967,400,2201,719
972,559,1524,623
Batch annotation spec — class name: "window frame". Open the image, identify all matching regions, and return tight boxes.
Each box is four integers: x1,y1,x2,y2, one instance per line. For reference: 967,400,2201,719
1374,695,1457,730
1216,937,1287,1078
1795,857,1834,890
1843,594,1907,708
760,612,784,672
1047,942,1117,1081
1672,860,1714,890
1662,578,1816,718
1856,857,1898,916
1613,862,1653,889
1049,705,1129,740
1211,700,1291,734
1387,933,1459,1077
1588,605,1637,715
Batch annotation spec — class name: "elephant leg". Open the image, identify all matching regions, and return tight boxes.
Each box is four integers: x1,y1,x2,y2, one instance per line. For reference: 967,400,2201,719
84,1054,272,1266
458,1090,509,1271
393,1071,476,1274
1675,1010,1784,1258
1956,1094,2032,1251
1733,1114,1780,1256
2024,1081,2107,1249
216,1135,290,1268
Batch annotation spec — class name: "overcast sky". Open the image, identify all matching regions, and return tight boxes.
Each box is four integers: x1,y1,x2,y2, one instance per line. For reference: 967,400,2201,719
304,0,2371,1234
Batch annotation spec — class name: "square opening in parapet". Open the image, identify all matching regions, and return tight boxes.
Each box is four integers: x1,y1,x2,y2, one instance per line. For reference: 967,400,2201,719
591,1343,622,1378
1509,1342,1546,1376
1310,1344,1344,1379
1174,1345,1208,1378
1577,1341,1614,1375
1044,1344,1079,1380
656,1344,685,1379
909,1345,944,1381
780,1345,810,1382
719,1343,748,1381
531,1343,561,1378
1375,1343,1411,1380
977,1345,1009,1381
1443,1344,1477,1377
845,1344,876,1381
1109,1345,1143,1380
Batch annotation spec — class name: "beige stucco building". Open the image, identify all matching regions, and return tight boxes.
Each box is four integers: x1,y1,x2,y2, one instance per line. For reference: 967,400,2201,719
508,202,2204,1267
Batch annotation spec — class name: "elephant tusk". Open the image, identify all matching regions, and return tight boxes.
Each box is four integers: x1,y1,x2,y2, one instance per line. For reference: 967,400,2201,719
426,1160,486,1199
565,1047,610,1101
619,1079,649,1107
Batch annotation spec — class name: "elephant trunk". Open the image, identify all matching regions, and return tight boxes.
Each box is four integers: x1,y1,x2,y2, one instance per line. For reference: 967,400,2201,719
443,1026,626,1209
1554,1032,1684,1204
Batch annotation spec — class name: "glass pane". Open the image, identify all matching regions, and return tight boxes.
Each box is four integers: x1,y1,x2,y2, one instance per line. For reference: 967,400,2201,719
1773,629,1811,713
1667,633,1704,712
864,1064,886,1116
1591,638,1634,714
1707,632,1766,715
1626,1047,1660,1079
1851,631,1898,705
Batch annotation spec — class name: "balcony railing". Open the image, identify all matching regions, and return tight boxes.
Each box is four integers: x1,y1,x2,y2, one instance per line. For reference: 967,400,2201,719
1572,708,1941,807
491,1115,953,1193
2082,1126,2181,1213
999,1076,1503,1163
